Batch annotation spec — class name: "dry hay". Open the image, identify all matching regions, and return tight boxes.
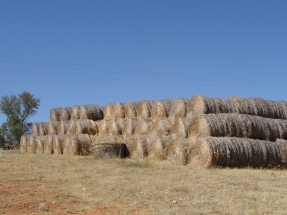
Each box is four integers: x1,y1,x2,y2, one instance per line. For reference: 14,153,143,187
44,135,53,154
124,101,140,118
71,105,81,120
66,120,76,135
60,107,72,121
147,136,170,160
112,102,125,119
137,100,155,119
133,119,153,136
107,119,124,137
32,123,38,136
47,122,58,135
26,135,36,153
79,104,103,121
151,99,174,119
52,135,65,155
57,121,69,135
32,122,49,136
122,118,138,138
63,134,91,156
98,119,112,136
50,108,61,122
276,138,287,144
34,136,45,154
20,135,27,153
92,140,127,158
90,136,117,145
166,138,193,165
126,136,148,158
170,118,191,140
103,103,114,120
149,118,171,137
169,98,188,123
188,113,287,141
74,119,98,135
189,137,287,169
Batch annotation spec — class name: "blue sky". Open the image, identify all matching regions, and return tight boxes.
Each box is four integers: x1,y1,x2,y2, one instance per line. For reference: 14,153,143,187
1,0,287,124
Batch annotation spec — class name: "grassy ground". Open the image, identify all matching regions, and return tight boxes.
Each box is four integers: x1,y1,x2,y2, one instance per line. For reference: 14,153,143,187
1,149,287,214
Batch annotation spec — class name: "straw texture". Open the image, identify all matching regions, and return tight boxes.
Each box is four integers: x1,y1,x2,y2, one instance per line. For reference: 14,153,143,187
52,135,64,155
35,136,45,154
124,101,140,118
80,104,103,120
60,107,72,121
20,135,27,153
107,119,124,137
169,98,188,123
26,135,36,153
92,141,127,158
147,136,170,160
74,119,98,135
50,108,61,122
44,135,53,154
149,118,171,137
112,102,125,119
122,118,138,138
166,138,192,165
137,100,155,119
63,134,91,156
151,99,174,119
71,105,81,120
133,119,153,136
47,122,58,135
170,118,190,140
103,103,114,120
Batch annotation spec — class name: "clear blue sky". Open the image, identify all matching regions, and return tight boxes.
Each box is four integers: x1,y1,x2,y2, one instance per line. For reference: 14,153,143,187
1,0,287,124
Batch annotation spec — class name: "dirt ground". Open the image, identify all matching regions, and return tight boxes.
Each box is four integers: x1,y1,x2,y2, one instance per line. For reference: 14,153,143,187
1,149,287,214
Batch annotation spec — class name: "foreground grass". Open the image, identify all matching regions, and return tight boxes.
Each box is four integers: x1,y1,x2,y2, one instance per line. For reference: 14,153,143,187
1,150,287,214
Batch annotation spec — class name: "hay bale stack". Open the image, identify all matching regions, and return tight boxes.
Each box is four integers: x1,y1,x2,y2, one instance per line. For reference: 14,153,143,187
47,122,58,135
74,119,98,135
170,118,190,140
50,108,61,122
137,100,155,119
26,135,36,153
166,138,192,165
34,136,45,154
63,134,91,156
151,99,174,120
147,136,170,160
188,113,287,141
20,135,27,153
112,102,125,119
32,123,38,136
122,118,138,139
107,119,124,137
98,119,112,136
169,98,188,123
52,135,65,155
189,137,287,168
92,140,127,158
133,119,153,136
124,101,140,118
90,136,117,145
44,135,53,154
38,122,49,136
149,118,171,137
57,121,69,135
103,103,114,120
65,120,76,135
126,136,148,158
79,104,103,120
60,107,72,121
71,105,81,120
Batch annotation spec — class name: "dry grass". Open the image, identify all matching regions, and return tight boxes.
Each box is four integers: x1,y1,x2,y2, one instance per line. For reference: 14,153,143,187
1,149,287,214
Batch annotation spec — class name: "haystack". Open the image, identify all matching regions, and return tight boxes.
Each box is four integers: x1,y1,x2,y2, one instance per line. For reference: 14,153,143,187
47,122,58,135
57,121,69,135
32,122,49,136
35,136,45,154
112,102,125,119
188,137,287,168
166,138,192,165
50,108,61,122
170,118,190,140
52,135,65,155
20,135,27,153
103,103,114,120
66,120,76,135
98,120,112,136
137,100,155,119
92,140,127,158
151,99,174,119
124,101,140,118
71,105,81,120
168,98,188,123
74,119,98,135
79,104,103,120
126,136,148,158
26,135,36,153
107,119,124,137
133,119,153,136
149,118,171,137
44,135,53,154
147,136,170,160
122,118,138,138
63,134,91,156
32,123,38,136
60,107,72,121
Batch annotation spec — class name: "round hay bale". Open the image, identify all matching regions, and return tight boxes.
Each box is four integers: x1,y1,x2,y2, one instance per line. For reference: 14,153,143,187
52,135,65,155
126,136,148,158
124,101,140,118
170,118,190,140
92,141,127,158
188,137,287,169
151,99,174,119
63,134,91,156
20,135,27,153
50,108,61,122
103,103,114,120
35,136,45,154
112,102,125,119
65,120,76,135
107,119,124,137
122,118,138,139
44,135,53,154
60,107,72,121
79,104,103,120
26,135,36,153
57,121,69,135
137,100,155,119
71,105,81,120
147,136,170,160
228,96,257,115
168,98,188,123
166,138,191,165
38,122,49,136
149,118,171,137
32,123,38,136
98,119,112,136
47,122,58,135
91,136,117,145
74,119,98,135
133,119,153,136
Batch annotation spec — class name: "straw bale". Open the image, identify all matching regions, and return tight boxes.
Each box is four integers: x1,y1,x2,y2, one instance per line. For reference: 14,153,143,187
228,96,257,115
189,137,287,168
124,101,140,118
38,122,49,136
44,135,53,154
60,107,72,121
20,135,27,153
149,118,171,137
52,135,65,155
90,136,117,145
133,119,153,136
35,136,45,154
26,135,36,153
92,141,127,158
107,119,124,137
98,120,112,136
71,105,81,120
66,120,76,135
147,136,170,160
188,113,287,141
137,100,155,119
103,103,114,120
32,123,38,136
112,102,125,119
57,121,69,135
126,136,149,158
169,98,188,123
80,104,103,120
166,138,192,165
63,134,91,156
73,119,98,135
122,118,138,138
151,99,174,119
170,118,191,140
47,122,58,135
50,108,61,122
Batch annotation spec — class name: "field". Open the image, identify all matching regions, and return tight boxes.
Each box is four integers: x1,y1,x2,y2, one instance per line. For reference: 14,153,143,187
1,149,287,214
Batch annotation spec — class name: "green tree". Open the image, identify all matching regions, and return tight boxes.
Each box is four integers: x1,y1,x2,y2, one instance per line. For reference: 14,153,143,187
0,91,40,144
